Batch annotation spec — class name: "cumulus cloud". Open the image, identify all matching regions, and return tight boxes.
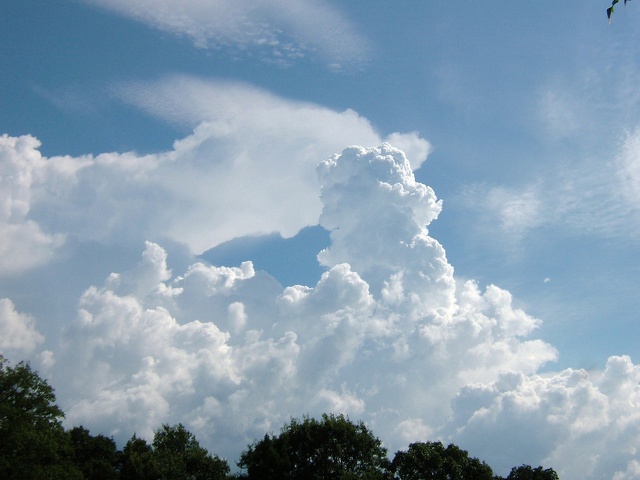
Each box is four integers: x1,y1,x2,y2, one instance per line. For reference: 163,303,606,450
316,144,450,302
0,298,44,355
84,0,370,69
0,134,66,274
6,139,638,478
1,79,431,264
0,132,167,265
446,356,640,479
47,144,577,475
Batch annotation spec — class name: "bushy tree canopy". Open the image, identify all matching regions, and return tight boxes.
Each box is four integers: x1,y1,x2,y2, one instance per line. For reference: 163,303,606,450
120,435,158,480
391,441,494,480
506,464,560,480
68,426,120,480
238,413,390,480
0,355,82,479
152,423,230,480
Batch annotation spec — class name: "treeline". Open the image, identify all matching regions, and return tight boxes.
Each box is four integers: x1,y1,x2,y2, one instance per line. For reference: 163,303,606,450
1,355,559,479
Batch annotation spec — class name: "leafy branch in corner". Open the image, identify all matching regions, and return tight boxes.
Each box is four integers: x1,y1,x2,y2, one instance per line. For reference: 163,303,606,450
608,0,631,22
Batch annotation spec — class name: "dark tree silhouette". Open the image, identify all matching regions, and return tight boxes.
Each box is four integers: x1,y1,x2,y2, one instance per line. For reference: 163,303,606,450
391,441,495,480
120,434,158,480
0,355,82,479
238,413,390,480
506,464,560,480
68,426,120,480
152,423,229,480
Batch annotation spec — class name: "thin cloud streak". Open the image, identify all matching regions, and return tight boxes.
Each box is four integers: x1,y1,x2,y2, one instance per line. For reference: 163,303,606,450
460,128,640,249
84,0,371,69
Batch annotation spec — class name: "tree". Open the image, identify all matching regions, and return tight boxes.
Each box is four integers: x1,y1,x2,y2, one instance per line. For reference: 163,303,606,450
608,0,632,21
118,424,231,480
0,354,82,479
238,413,391,480
68,426,120,480
119,434,158,480
391,441,495,480
506,465,559,480
236,433,290,480
152,423,229,480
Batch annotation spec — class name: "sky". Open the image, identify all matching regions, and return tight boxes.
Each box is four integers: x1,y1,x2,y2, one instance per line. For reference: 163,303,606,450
2,1,640,478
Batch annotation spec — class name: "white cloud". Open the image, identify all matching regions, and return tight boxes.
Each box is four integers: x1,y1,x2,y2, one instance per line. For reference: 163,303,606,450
613,461,640,480
486,186,543,236
317,144,447,296
48,145,572,474
85,0,371,68
0,298,44,355
383,132,432,171
617,127,640,209
0,134,66,274
461,127,640,247
536,62,640,145
0,133,167,268
5,138,638,478
446,356,640,478
1,79,432,265
538,85,583,140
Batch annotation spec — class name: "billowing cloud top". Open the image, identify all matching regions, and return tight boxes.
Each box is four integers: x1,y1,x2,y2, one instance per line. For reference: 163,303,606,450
317,145,447,296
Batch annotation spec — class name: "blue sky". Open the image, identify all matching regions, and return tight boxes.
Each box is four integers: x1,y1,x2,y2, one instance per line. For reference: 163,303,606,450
2,1,640,478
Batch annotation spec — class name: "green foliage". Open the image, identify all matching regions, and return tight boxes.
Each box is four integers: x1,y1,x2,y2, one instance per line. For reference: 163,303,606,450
120,435,158,480
391,441,495,480
238,413,390,480
68,426,120,480
237,433,290,480
120,425,230,480
0,354,82,479
506,465,559,480
152,423,230,480
607,0,632,21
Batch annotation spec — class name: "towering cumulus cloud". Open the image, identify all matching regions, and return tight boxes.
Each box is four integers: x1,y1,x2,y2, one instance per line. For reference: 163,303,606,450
20,144,640,479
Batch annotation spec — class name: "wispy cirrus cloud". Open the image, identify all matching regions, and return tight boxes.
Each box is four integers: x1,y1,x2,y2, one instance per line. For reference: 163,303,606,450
84,0,371,69
460,127,640,250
